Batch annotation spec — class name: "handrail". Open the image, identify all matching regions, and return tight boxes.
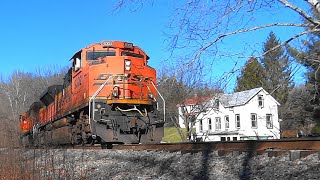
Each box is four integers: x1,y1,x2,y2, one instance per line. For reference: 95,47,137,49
89,75,112,128
151,81,166,122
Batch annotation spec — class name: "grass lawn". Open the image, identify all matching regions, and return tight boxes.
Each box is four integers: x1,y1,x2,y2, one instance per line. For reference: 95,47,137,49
162,127,196,143
162,127,187,143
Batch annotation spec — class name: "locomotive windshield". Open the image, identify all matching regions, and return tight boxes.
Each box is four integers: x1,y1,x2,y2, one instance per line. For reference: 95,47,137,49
86,51,116,60
121,51,144,59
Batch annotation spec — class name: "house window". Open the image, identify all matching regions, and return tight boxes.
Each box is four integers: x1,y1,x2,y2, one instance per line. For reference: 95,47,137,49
225,115,229,129
266,114,273,129
251,113,257,128
221,137,226,141
233,137,237,141
215,99,219,109
235,114,240,128
193,104,202,113
258,95,264,107
215,117,221,130
227,137,231,141
208,118,212,131
200,119,203,131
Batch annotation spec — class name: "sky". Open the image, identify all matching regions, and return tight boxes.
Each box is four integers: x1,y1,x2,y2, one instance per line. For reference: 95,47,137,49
0,0,171,75
0,0,311,90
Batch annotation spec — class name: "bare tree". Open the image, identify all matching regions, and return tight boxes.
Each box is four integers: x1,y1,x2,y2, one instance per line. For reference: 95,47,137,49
156,57,223,141
178,95,220,141
0,71,34,119
114,0,320,90
0,66,67,118
0,66,66,147
113,0,320,140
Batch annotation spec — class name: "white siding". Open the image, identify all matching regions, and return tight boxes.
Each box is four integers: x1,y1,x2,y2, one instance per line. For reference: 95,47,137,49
190,89,280,141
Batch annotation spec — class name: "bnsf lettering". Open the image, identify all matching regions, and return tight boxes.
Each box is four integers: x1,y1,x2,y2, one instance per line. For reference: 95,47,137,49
74,75,82,87
131,75,143,82
95,74,112,80
93,74,152,86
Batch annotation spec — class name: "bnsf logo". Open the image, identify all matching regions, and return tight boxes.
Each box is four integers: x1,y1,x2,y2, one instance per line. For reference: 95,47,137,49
94,74,152,85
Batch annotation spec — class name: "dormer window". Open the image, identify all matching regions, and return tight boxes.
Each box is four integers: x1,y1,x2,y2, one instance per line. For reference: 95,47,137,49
214,99,219,109
258,95,264,107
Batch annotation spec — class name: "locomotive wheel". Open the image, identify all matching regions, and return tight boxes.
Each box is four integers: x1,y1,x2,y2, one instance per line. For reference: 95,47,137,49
71,112,95,146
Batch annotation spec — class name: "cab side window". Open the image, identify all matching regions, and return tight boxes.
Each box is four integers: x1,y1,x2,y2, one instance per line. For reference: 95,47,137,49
72,52,82,71
73,58,81,71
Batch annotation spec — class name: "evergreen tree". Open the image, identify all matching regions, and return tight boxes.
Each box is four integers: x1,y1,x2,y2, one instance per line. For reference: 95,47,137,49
288,35,320,118
260,32,293,105
281,86,314,131
235,57,264,92
287,9,320,127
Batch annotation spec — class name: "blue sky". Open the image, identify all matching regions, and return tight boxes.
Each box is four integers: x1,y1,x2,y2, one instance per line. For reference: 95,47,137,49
0,0,310,90
0,0,171,75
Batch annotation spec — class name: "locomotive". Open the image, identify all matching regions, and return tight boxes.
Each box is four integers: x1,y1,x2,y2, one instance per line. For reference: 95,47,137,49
19,41,165,146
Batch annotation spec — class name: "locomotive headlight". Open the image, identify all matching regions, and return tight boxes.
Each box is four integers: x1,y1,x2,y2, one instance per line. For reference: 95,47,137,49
125,59,131,71
125,60,131,66
112,90,119,97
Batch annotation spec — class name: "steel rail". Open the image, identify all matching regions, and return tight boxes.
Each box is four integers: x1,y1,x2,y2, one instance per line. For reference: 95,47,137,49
105,138,320,151
15,138,320,153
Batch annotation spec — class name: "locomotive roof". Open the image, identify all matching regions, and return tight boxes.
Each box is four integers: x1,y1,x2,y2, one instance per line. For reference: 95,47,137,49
70,40,150,60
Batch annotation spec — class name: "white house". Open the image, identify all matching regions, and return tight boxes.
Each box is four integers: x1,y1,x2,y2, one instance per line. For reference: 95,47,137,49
177,96,210,128
178,87,281,141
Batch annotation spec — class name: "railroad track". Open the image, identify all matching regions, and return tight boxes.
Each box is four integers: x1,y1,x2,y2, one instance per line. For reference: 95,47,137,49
69,138,320,153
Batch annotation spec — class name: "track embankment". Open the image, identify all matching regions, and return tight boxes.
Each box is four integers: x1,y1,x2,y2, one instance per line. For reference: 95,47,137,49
69,138,320,155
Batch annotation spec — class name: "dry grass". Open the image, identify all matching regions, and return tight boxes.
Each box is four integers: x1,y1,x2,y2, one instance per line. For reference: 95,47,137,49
0,124,89,180
0,147,90,179
0,149,33,179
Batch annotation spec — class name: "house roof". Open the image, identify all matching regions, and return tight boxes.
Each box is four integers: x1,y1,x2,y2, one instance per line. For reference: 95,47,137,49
220,87,280,107
178,87,280,108
177,96,211,107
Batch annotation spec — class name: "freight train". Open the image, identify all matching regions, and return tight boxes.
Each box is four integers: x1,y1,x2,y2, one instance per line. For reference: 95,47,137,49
19,41,165,146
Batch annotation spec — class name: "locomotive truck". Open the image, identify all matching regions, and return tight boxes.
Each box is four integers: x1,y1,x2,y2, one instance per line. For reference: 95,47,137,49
19,40,165,146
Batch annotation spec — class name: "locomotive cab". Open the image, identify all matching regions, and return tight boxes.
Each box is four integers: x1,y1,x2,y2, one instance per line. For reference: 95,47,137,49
80,41,163,144
19,113,32,135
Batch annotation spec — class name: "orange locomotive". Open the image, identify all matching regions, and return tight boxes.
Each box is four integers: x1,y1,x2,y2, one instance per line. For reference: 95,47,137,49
19,41,164,145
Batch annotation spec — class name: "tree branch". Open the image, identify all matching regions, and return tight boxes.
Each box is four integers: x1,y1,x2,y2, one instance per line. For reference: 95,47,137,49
256,28,320,58
306,0,320,15
279,0,320,25
191,22,310,65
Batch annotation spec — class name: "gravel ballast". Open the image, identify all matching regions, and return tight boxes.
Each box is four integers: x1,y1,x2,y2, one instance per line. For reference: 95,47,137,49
1,148,320,179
